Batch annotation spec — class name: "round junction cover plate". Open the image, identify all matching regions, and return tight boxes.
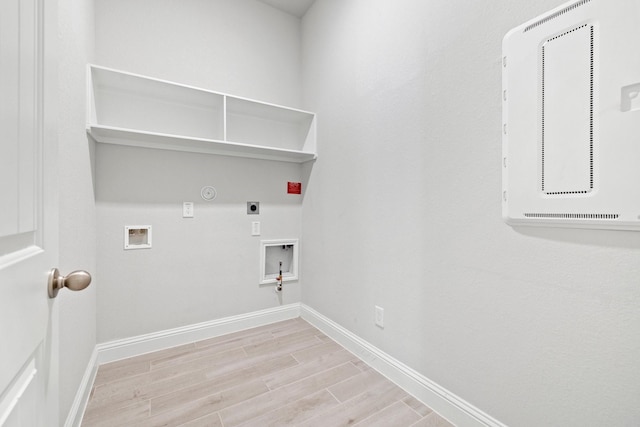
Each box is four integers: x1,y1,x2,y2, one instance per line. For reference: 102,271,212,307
201,186,217,201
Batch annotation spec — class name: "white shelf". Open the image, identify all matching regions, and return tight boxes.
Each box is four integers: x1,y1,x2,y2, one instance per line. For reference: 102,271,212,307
87,125,317,163
86,65,317,163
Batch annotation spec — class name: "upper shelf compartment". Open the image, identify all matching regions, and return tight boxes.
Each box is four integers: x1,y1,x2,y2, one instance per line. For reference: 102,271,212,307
86,65,317,163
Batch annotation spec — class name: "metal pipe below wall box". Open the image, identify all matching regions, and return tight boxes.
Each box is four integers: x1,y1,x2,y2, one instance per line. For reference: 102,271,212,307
276,261,283,292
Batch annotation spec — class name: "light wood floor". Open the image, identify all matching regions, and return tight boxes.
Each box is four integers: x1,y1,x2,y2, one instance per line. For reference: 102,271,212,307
82,318,455,427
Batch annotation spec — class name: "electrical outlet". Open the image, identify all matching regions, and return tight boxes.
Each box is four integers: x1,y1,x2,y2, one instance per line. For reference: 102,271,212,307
247,201,260,215
375,306,384,328
183,202,194,218
251,221,261,236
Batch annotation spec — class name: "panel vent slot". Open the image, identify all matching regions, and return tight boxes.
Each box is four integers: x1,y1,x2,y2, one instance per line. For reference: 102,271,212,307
524,0,592,32
546,191,589,195
524,213,619,220
541,24,594,195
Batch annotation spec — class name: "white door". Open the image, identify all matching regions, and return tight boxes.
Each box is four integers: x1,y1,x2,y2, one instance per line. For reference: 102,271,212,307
0,0,59,425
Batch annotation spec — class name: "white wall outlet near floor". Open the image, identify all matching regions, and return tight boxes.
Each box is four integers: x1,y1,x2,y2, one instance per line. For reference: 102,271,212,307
375,306,384,328
183,202,194,218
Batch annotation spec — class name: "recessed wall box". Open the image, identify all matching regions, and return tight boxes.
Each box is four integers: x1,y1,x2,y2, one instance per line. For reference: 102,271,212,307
502,0,640,230
247,202,259,215
124,225,152,250
260,239,298,285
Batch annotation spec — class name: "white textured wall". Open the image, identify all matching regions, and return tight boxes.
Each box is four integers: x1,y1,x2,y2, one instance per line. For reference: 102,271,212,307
301,1,640,426
95,146,303,341
94,0,304,342
95,0,302,108
58,0,96,423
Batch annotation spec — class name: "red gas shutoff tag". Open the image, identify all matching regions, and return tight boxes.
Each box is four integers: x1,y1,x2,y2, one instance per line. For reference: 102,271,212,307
287,182,302,194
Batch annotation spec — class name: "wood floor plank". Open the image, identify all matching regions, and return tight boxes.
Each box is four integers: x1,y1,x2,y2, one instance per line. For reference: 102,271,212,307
93,358,150,387
314,333,335,343
82,319,455,427
290,339,343,363
83,400,149,426
350,358,373,372
149,355,297,415
130,343,197,363
263,349,355,390
149,341,248,370
93,343,200,387
194,322,279,348
409,412,456,427
177,412,223,427
403,395,434,417
299,379,408,427
87,365,220,416
327,365,388,402
239,389,340,427
219,362,360,427
252,353,300,376
139,380,269,427
90,347,247,402
354,400,421,427
269,318,316,338
194,330,273,351
242,327,320,357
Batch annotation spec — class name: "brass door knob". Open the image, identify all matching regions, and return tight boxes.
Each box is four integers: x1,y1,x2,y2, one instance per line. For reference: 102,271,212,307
48,268,92,298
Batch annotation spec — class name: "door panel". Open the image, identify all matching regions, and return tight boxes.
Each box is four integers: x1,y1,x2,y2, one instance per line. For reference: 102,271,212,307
18,0,37,235
0,0,37,239
0,0,58,424
0,0,21,238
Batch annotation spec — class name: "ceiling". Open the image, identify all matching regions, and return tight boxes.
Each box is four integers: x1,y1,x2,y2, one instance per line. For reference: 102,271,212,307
256,0,316,18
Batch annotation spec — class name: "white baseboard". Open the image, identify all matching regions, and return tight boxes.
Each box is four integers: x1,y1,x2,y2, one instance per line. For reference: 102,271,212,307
96,303,301,365
66,304,300,426
300,304,507,427
69,303,503,427
64,347,98,427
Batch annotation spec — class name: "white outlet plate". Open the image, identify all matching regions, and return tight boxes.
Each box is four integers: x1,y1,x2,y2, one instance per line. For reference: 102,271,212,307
251,221,261,236
375,306,384,328
183,202,194,218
